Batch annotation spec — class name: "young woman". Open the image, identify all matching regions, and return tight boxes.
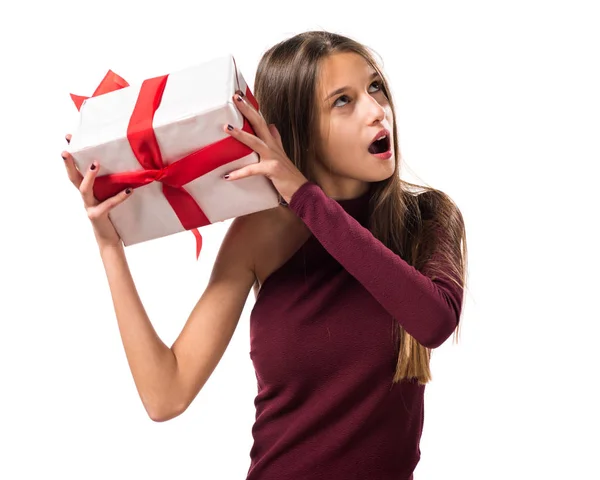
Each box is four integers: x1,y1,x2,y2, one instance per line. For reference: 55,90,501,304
61,30,468,480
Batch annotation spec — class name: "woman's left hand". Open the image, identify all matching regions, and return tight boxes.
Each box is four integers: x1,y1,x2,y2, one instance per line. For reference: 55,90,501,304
222,91,309,205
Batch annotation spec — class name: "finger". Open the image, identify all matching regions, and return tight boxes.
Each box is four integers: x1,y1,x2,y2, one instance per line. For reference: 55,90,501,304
224,163,260,181
79,161,101,206
225,158,279,181
224,123,269,157
87,188,133,220
62,150,83,189
268,124,283,149
65,133,72,144
232,92,275,148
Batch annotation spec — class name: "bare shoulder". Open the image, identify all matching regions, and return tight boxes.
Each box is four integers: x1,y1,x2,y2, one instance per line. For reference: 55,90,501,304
245,203,295,244
222,205,293,287
247,204,312,297
227,203,309,299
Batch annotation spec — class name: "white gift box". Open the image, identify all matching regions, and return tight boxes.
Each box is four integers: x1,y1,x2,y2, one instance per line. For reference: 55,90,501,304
67,54,280,248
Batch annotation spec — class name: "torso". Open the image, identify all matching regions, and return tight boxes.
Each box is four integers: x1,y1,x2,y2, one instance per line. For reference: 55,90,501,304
250,205,313,300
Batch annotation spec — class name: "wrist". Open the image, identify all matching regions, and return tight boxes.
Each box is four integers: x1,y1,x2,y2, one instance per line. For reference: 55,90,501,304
98,240,124,258
287,180,312,207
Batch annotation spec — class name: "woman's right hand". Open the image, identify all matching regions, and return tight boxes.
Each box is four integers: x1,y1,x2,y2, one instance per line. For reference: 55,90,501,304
62,133,134,250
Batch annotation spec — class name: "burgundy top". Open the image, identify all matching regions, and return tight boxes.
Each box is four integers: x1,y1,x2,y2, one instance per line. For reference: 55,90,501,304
246,181,463,480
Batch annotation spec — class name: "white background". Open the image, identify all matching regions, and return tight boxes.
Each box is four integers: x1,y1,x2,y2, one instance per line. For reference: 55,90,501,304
1,0,598,478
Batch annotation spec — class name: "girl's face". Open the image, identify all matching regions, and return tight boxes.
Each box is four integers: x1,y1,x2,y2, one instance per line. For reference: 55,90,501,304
312,51,396,200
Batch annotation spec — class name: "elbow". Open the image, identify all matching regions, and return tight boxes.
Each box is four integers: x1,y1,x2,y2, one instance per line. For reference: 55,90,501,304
146,400,186,423
149,412,175,423
148,409,171,423
148,405,183,423
421,314,459,349
422,289,462,348
422,327,454,349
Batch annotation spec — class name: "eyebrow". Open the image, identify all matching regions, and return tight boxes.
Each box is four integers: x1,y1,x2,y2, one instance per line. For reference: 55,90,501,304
324,72,381,102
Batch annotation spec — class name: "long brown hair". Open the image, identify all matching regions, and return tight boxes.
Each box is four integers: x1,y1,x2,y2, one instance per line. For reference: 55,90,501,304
253,31,469,385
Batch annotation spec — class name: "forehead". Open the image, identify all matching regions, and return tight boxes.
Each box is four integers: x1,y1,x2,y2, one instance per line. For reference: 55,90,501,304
317,52,377,97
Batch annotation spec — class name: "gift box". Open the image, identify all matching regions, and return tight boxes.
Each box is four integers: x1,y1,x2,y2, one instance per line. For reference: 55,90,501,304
67,54,280,258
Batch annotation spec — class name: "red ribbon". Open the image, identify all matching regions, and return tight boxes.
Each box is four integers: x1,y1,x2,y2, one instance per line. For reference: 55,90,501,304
70,70,130,110
71,69,259,259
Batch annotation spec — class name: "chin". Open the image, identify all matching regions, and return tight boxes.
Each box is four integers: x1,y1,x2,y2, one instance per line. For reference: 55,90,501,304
357,169,396,184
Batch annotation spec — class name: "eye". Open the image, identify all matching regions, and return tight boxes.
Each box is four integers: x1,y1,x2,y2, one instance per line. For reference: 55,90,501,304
370,80,383,93
333,80,384,108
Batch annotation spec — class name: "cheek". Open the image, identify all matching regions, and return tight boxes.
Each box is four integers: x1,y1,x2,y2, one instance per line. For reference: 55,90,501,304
325,121,360,154
317,117,372,169
320,131,359,169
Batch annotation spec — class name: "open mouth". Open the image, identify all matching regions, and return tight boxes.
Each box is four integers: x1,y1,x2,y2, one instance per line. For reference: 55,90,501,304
368,134,391,154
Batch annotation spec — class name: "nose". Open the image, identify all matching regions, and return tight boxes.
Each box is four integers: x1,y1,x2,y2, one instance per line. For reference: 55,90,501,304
363,94,386,125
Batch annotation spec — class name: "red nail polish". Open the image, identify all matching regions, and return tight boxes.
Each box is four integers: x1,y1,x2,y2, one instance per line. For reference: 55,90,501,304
235,95,243,102
224,174,230,179
90,164,96,170
227,124,234,131
126,188,132,194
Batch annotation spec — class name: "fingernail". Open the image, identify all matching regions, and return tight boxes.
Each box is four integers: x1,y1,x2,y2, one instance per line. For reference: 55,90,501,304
235,95,243,102
61,153,67,160
125,188,132,194
227,124,234,131
65,136,70,144
90,163,96,171
223,174,230,179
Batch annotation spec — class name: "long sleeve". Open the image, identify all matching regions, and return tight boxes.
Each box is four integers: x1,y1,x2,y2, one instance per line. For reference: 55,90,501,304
289,181,463,349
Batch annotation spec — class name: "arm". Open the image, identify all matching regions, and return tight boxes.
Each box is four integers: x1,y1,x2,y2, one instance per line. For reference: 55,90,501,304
288,181,463,349
99,215,256,422
99,243,178,421
63,133,254,422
